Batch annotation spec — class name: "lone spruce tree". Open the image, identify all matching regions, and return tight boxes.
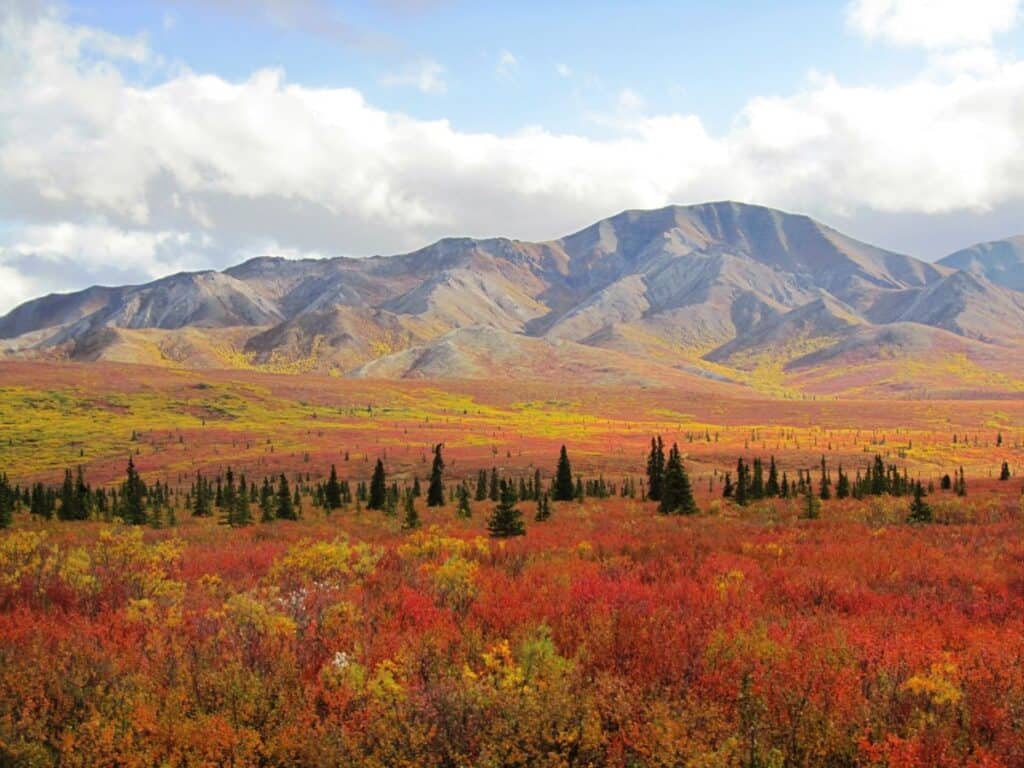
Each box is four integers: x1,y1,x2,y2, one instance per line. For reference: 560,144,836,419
553,445,574,501
907,481,933,524
368,459,387,511
658,443,698,515
487,481,525,538
427,444,445,507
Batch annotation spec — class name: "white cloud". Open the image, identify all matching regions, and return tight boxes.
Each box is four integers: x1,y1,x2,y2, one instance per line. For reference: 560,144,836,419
556,62,571,78
0,263,35,312
617,88,645,112
381,58,446,94
496,49,518,78
3,4,1024,312
847,0,1021,48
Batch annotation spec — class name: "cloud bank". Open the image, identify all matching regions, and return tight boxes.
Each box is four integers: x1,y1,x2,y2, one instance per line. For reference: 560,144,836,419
1,0,1024,311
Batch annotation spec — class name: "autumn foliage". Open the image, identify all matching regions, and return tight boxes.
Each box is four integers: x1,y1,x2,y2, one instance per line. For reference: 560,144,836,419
1,490,1024,767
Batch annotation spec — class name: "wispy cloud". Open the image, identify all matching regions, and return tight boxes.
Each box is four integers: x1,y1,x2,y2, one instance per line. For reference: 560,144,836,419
381,58,447,94
617,88,645,112
496,49,518,78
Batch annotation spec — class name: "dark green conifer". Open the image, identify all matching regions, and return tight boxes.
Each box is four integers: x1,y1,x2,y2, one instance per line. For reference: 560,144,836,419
553,445,574,502
487,481,525,538
658,443,698,515
427,444,446,507
368,459,387,511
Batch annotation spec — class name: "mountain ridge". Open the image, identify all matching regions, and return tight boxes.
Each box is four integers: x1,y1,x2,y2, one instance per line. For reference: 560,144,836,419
4,201,1023,393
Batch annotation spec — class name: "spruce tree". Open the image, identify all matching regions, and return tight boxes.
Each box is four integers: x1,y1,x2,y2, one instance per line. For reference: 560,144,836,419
553,445,574,501
193,471,211,517
427,444,446,507
871,455,886,495
819,456,831,501
58,469,77,521
802,480,821,520
722,472,734,498
835,465,850,499
259,477,275,522
646,436,665,502
735,459,749,506
122,457,147,525
535,493,551,522
1000,461,1011,481
907,481,933,524
368,459,387,511
0,476,11,530
765,456,780,497
750,458,764,499
489,467,500,501
234,474,252,526
456,483,472,518
659,444,698,515
275,474,296,520
402,491,420,530
487,481,525,538
475,469,488,501
325,465,343,510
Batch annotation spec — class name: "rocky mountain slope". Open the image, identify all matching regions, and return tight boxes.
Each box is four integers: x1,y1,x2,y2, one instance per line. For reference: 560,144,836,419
3,202,1024,392
939,236,1024,292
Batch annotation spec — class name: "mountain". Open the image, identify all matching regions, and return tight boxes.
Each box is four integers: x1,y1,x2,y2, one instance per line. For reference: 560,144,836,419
890,270,1024,343
939,236,1024,292
3,201,1024,393
706,294,867,369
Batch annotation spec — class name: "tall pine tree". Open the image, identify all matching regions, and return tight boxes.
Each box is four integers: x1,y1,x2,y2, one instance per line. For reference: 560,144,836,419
658,444,698,515
427,444,446,507
553,445,574,501
368,459,387,511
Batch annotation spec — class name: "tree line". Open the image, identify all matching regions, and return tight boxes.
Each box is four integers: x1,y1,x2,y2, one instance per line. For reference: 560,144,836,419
0,437,1007,532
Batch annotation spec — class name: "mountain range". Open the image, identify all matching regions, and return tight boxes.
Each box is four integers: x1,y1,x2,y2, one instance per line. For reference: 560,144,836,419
4,201,1024,395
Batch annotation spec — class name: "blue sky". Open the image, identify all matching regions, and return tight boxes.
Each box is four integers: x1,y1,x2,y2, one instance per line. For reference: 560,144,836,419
1,0,1024,311
71,0,933,136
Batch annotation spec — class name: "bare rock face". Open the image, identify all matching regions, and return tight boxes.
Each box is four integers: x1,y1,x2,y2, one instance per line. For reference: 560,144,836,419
3,201,1024,379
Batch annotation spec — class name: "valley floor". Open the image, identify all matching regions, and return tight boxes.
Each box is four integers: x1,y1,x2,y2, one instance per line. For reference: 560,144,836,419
3,361,1024,766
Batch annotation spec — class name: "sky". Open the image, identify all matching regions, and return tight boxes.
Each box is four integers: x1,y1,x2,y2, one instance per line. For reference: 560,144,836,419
1,0,1024,313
